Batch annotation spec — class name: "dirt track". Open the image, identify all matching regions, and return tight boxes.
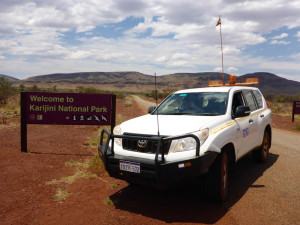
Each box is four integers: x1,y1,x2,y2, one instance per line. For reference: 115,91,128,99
0,97,300,225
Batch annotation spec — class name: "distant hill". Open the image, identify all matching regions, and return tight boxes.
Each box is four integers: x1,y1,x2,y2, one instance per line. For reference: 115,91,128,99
0,74,19,83
239,72,300,95
5,71,300,95
20,71,234,92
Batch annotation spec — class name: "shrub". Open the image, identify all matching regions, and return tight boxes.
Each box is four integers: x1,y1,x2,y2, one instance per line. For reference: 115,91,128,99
77,86,126,99
19,84,26,92
28,84,41,92
0,77,17,106
145,89,175,100
77,86,102,94
265,94,300,103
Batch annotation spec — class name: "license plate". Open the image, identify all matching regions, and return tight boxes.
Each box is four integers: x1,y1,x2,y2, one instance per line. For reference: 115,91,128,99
119,161,140,174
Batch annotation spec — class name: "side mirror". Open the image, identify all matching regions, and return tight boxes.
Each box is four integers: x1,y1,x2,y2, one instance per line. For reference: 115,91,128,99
148,106,156,114
235,106,251,118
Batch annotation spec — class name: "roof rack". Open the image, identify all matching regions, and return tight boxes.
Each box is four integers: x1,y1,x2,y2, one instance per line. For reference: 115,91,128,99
208,75,259,87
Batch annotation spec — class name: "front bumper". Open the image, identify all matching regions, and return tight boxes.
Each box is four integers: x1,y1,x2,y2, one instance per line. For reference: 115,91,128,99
98,128,217,188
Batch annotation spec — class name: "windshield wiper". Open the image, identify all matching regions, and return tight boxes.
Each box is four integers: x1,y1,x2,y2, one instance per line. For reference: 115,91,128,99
198,113,220,116
160,112,200,115
160,112,189,115
158,112,221,116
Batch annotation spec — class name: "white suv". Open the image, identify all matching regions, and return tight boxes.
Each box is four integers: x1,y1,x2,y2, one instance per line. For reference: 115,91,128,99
99,86,272,202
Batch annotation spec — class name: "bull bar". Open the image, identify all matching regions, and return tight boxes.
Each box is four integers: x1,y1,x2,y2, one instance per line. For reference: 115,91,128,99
98,128,217,187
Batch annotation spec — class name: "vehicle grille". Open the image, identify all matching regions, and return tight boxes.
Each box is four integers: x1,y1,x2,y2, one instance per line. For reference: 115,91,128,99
122,133,171,154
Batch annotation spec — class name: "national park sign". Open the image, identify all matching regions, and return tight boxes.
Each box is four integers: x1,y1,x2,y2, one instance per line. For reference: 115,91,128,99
21,92,116,152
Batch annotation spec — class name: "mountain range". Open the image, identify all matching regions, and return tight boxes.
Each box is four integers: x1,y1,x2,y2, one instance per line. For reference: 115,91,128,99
0,74,20,83
1,72,300,95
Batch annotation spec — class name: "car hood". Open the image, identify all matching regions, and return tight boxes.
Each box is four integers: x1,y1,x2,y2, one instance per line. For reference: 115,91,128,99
120,114,221,136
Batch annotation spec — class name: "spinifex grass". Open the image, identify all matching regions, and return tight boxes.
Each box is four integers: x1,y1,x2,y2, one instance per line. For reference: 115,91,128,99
46,157,102,201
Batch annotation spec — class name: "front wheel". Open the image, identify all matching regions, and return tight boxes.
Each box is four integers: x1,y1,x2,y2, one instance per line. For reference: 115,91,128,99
208,151,229,202
253,131,270,163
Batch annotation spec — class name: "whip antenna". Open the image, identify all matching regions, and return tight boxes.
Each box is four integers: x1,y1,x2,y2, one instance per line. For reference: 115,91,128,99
154,72,160,136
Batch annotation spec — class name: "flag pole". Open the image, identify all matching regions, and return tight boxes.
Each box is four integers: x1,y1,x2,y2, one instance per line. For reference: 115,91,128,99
216,15,224,85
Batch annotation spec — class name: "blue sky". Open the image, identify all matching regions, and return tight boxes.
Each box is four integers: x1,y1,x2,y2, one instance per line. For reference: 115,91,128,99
0,0,300,82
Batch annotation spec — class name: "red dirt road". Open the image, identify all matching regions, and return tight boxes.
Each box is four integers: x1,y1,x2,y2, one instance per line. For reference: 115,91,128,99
1,98,300,225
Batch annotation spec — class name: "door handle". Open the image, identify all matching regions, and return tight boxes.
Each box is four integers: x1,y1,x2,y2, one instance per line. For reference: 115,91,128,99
260,114,265,118
249,119,253,123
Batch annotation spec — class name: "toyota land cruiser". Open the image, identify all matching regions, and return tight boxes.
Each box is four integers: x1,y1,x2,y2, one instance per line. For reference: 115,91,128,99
98,86,272,202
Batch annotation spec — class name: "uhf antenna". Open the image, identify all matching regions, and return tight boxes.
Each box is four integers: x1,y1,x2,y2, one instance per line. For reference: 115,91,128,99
154,72,160,136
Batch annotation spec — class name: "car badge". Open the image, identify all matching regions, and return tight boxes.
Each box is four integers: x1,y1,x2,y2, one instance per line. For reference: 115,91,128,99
137,140,148,148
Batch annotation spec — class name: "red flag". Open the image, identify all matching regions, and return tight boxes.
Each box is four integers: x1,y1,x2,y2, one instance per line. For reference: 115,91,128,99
216,16,221,26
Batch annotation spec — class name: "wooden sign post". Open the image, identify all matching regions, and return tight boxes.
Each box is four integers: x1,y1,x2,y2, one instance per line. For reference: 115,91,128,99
292,101,300,122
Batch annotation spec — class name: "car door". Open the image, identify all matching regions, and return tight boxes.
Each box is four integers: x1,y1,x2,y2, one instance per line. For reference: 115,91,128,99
252,89,269,145
231,91,254,159
240,90,260,153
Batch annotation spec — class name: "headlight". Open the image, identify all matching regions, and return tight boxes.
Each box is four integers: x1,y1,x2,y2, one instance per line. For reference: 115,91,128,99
174,137,197,152
113,125,122,146
171,128,209,153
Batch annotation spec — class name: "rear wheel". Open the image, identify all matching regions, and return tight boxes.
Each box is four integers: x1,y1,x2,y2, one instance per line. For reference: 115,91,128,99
208,151,229,202
253,131,270,163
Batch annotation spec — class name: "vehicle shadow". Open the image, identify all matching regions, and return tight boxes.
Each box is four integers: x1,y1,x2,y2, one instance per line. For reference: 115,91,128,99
110,152,279,224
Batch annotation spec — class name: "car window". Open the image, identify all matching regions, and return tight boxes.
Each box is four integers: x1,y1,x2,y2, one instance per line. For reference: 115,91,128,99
243,90,257,111
232,92,245,115
253,90,263,109
157,92,228,115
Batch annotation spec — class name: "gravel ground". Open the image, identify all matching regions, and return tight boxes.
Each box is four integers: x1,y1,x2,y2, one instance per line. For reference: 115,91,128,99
0,96,299,225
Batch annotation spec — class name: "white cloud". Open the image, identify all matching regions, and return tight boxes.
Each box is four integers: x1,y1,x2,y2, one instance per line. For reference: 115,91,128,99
277,73,300,82
0,0,300,82
228,66,238,72
270,40,290,45
213,67,223,72
290,52,300,59
221,0,300,31
260,61,300,72
155,56,168,63
272,33,288,39
297,31,300,41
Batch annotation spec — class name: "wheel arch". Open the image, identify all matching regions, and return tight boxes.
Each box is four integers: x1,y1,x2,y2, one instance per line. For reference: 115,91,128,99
221,143,236,172
265,124,272,148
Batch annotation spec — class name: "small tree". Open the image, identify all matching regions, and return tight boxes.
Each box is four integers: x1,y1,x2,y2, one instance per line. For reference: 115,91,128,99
29,84,41,92
19,84,26,92
52,85,57,92
0,77,16,106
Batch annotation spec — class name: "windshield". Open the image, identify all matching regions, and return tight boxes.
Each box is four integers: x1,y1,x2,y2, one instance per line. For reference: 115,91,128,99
156,92,228,116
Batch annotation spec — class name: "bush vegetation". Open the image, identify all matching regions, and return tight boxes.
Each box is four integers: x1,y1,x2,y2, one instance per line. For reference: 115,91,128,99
2,77,300,123
13,83,126,99
0,77,18,106
265,94,300,117
265,94,300,103
145,89,176,100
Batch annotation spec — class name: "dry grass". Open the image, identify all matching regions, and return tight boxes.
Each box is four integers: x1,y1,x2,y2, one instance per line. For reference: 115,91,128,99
269,102,300,120
46,159,98,186
15,82,154,92
46,157,102,201
294,124,300,131
0,95,20,124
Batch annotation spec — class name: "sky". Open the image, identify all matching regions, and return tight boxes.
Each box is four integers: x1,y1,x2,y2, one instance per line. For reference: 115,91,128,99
0,0,300,82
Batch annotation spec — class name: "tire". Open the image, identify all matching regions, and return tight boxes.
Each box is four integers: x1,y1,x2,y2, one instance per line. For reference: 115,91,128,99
253,131,270,163
208,151,229,203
